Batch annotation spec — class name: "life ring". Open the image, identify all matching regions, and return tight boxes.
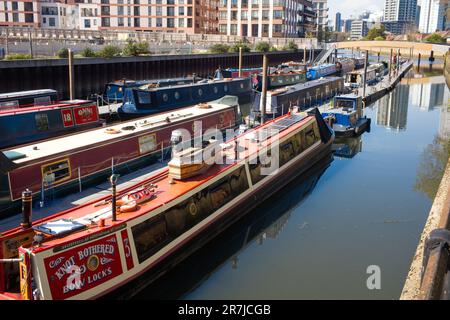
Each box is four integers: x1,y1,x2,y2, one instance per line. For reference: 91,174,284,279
105,128,121,134
186,201,198,216
119,200,138,213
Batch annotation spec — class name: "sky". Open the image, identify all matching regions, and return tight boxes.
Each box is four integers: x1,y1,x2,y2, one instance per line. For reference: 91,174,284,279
327,0,385,20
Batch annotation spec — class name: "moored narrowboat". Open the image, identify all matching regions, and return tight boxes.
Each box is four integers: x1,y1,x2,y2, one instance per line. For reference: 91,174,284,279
256,70,307,91
0,100,104,150
306,63,339,81
0,96,241,216
0,89,58,110
0,108,333,300
103,77,198,103
221,68,262,79
320,94,371,137
252,77,345,118
118,78,252,118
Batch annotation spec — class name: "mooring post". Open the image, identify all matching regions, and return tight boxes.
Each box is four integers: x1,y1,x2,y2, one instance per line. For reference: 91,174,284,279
110,174,120,222
303,46,306,63
28,28,33,58
260,54,268,124
78,167,82,193
362,50,369,98
389,48,393,81
5,27,9,56
21,189,32,229
377,51,380,62
417,53,421,71
68,48,74,100
238,46,243,78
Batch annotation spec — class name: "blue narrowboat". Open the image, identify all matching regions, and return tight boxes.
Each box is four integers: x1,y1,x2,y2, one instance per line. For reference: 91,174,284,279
119,77,252,117
0,89,58,109
103,77,199,103
320,94,371,138
306,63,339,80
221,67,262,78
0,100,104,149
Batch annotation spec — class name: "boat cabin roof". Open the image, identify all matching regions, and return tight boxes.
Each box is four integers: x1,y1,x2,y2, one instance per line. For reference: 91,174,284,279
0,89,57,101
20,112,314,253
267,76,342,95
132,77,247,93
0,99,93,116
5,97,237,165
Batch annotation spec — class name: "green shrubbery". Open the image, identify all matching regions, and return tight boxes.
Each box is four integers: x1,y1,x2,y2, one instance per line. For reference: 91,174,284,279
209,44,231,54
57,48,69,58
283,40,298,51
123,39,150,56
81,47,96,57
97,45,121,58
255,41,271,52
5,53,32,60
229,41,251,53
424,33,446,44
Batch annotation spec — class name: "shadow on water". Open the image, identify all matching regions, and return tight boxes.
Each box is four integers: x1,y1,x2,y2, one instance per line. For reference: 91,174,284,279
124,153,334,300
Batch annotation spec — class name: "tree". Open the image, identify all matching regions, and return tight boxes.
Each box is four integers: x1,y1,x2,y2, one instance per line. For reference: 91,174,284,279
424,33,446,44
209,44,230,54
255,41,271,52
97,45,121,58
365,26,385,40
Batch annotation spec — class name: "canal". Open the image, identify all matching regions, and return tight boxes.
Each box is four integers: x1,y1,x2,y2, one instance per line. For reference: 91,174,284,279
133,71,449,299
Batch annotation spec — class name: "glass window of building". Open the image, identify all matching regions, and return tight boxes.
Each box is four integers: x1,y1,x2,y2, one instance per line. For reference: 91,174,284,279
178,18,184,27
167,18,174,27
179,6,184,15
167,6,174,16
156,17,162,27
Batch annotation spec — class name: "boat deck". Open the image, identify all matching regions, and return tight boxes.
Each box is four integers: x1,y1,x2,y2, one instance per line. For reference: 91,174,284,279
23,113,314,252
5,100,234,164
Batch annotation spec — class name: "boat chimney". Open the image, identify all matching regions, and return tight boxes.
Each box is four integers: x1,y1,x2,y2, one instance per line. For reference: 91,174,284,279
109,174,120,222
21,189,32,229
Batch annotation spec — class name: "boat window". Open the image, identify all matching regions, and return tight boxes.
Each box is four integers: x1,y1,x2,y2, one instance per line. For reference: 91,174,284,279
213,86,218,94
34,96,51,106
164,166,249,237
35,113,50,131
304,123,320,148
198,89,203,96
162,93,169,102
137,91,151,104
41,158,71,186
131,215,169,263
224,85,228,92
174,91,180,100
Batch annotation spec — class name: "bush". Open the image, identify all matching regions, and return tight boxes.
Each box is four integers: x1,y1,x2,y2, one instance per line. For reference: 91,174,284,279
123,39,150,56
81,47,96,57
209,44,230,54
57,48,69,58
269,46,278,52
229,41,251,53
5,53,32,60
97,45,121,58
365,26,385,40
374,36,385,41
283,40,298,51
424,33,446,44
255,41,271,52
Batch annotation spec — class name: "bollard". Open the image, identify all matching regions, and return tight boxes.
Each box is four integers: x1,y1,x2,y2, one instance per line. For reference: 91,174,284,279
260,54,268,124
21,189,32,229
109,174,120,222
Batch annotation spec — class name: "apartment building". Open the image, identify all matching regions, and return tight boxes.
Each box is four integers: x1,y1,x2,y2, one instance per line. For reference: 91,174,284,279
98,0,218,34
419,0,448,33
350,19,369,40
382,0,417,34
217,0,316,38
312,0,327,32
0,1,40,27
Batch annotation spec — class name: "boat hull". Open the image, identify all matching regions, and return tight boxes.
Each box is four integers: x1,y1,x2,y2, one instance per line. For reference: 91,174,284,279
105,130,334,299
333,118,371,138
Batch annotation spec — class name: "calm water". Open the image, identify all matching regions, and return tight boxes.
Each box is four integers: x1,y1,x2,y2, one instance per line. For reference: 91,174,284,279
135,73,449,300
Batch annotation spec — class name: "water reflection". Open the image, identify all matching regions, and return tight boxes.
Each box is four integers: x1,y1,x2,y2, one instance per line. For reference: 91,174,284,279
131,153,333,299
376,84,409,131
409,82,447,111
332,137,363,159
414,134,450,200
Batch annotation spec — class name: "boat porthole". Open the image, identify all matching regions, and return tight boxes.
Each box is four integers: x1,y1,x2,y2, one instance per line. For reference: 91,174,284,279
174,92,180,100
213,86,218,94
224,85,228,92
87,255,99,271
198,89,203,96
163,93,169,102
187,201,198,216
240,83,244,89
